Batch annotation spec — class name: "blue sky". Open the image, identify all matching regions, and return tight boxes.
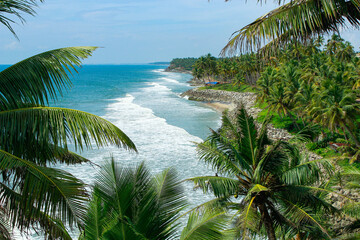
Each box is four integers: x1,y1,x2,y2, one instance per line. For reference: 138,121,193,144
0,0,359,64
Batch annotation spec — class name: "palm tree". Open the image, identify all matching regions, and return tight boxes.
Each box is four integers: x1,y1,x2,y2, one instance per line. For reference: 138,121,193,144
188,108,335,239
0,47,137,238
80,158,229,240
308,83,360,147
256,66,277,103
221,0,360,56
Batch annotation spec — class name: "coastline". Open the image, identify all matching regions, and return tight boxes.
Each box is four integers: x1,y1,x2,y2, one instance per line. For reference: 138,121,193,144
178,75,360,232
203,102,234,113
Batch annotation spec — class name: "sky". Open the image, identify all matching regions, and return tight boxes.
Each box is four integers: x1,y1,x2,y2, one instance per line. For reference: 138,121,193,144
0,0,360,64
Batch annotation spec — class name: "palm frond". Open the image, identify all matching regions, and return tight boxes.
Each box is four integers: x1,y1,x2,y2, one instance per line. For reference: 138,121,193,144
81,189,112,240
0,206,13,240
0,150,88,232
180,210,229,240
237,108,258,166
0,47,97,109
154,168,187,239
197,140,249,176
187,176,238,198
234,198,262,239
39,215,73,240
0,0,44,38
0,106,137,151
221,0,360,56
280,197,331,238
84,159,186,239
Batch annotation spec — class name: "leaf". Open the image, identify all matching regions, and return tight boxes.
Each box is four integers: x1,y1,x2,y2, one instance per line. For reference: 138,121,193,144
0,150,88,231
0,47,97,109
0,0,44,38
0,106,137,152
221,0,360,56
187,176,239,198
180,210,229,240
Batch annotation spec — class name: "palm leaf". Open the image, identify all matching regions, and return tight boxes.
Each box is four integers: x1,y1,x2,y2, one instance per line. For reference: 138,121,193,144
0,106,137,151
83,159,186,239
0,150,88,232
280,197,331,238
187,176,239,198
180,210,229,240
0,47,97,109
237,108,258,166
221,0,360,56
0,0,43,38
197,140,249,176
80,189,112,240
155,168,187,239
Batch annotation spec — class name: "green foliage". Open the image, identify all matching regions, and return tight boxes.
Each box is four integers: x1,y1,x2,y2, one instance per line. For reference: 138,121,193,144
221,0,360,56
191,53,263,85
252,36,360,151
168,57,197,71
81,159,230,240
0,47,137,238
180,210,230,240
0,0,44,38
81,159,184,239
189,108,336,239
200,83,256,92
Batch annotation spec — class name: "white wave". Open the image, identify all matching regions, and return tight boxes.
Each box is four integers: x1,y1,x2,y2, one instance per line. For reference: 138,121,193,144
145,82,172,94
62,94,210,183
182,95,189,100
159,77,181,84
151,69,165,73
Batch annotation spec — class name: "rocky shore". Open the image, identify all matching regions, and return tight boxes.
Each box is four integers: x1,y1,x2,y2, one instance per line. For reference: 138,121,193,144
181,88,292,141
181,87,360,234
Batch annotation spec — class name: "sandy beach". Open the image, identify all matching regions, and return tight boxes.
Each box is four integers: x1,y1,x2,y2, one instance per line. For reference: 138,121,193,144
203,102,233,112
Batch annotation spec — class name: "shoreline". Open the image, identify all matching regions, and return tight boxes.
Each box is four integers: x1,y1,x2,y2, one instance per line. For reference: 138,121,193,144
175,70,360,235
202,102,234,113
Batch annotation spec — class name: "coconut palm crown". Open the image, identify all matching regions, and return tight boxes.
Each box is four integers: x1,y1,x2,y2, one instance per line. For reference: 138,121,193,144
188,108,336,239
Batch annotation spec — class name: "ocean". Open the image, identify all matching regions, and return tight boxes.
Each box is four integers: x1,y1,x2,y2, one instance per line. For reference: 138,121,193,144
3,64,223,238
54,65,221,189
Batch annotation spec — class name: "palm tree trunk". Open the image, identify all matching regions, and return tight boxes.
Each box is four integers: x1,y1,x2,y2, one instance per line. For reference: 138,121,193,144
259,204,276,240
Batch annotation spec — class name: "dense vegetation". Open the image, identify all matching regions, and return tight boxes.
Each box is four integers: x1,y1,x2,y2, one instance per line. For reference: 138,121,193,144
190,109,337,239
167,57,197,71
185,36,360,161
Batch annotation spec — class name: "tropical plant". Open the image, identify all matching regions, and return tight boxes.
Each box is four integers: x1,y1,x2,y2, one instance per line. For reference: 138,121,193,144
221,0,360,55
308,84,360,147
188,108,336,240
0,0,44,38
0,47,137,239
80,158,229,240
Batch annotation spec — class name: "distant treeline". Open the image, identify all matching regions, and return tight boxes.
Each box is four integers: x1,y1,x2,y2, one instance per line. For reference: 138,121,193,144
168,58,197,71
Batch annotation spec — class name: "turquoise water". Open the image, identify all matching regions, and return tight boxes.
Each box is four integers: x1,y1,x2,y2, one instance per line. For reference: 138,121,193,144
2,64,222,238
53,65,221,186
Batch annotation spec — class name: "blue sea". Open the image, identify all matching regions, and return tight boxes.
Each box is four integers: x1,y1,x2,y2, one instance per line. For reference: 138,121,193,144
3,64,222,238
54,65,221,188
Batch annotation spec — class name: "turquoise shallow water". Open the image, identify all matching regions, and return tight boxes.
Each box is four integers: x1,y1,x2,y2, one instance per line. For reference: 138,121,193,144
1,64,222,238
53,65,221,181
